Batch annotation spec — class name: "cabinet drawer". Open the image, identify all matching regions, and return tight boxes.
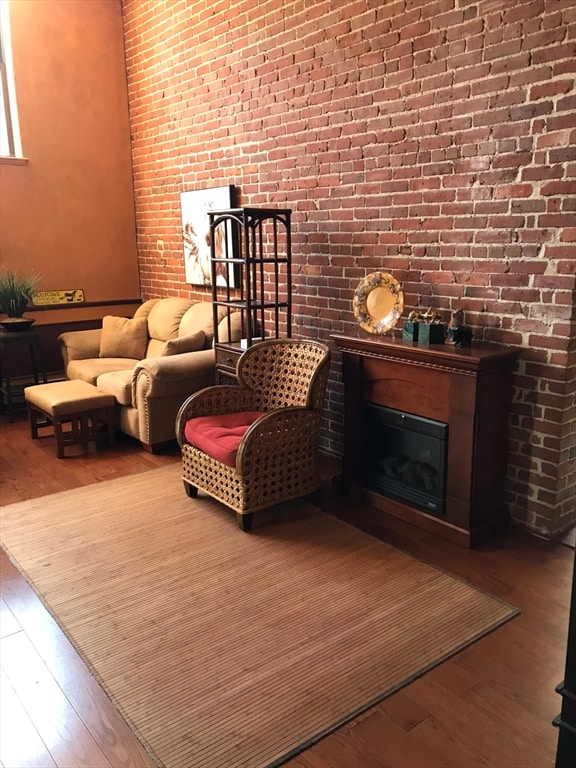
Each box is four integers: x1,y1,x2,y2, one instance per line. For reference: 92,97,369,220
215,345,242,374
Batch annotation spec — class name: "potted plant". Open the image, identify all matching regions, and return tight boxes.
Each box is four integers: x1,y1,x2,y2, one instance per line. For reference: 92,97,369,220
0,267,41,331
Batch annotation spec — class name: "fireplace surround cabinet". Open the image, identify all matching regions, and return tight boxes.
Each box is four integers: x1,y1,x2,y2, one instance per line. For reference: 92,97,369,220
332,333,519,547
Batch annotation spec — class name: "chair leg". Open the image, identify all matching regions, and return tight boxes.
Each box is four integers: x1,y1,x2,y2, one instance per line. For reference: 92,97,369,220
306,488,322,507
54,418,66,459
28,404,40,440
237,513,253,532
183,481,198,498
142,441,169,454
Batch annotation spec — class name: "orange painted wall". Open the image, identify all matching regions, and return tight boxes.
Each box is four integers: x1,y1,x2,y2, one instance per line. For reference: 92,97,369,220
0,0,140,325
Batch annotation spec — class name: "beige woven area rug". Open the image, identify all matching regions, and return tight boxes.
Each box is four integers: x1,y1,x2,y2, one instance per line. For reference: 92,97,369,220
0,464,518,768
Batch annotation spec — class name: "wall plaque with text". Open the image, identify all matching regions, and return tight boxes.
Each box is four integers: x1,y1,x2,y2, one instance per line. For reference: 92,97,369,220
32,289,85,306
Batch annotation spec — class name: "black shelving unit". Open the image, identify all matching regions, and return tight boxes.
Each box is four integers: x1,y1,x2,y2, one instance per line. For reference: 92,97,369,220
208,207,292,382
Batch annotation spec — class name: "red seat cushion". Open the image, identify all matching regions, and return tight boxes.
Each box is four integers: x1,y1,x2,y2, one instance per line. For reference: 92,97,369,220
184,411,265,467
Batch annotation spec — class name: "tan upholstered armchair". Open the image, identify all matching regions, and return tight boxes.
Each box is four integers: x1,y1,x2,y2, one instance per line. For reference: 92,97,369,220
175,338,331,530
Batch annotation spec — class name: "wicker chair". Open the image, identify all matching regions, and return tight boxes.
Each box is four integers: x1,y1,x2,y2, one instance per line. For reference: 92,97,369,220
175,338,331,530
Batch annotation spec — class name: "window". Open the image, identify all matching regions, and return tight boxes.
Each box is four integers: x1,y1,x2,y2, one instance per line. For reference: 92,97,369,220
0,0,22,158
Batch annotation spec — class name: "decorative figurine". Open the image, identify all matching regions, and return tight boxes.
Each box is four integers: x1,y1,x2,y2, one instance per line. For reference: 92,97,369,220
448,309,473,347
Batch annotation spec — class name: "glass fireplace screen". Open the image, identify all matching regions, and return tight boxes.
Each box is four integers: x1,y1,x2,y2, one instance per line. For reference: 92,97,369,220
364,403,448,516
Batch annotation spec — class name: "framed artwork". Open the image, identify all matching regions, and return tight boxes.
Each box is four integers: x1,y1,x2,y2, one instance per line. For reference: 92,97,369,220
180,184,236,287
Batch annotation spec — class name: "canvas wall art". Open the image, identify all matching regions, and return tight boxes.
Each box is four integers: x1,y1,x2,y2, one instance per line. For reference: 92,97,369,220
180,184,235,286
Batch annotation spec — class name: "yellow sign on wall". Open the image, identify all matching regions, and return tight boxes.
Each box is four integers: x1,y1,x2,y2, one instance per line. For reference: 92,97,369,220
32,289,85,306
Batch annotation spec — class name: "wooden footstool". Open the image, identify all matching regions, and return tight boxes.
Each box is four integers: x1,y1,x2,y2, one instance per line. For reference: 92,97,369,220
24,380,116,458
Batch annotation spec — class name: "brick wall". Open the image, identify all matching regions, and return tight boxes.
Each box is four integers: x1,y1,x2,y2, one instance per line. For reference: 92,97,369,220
121,0,575,537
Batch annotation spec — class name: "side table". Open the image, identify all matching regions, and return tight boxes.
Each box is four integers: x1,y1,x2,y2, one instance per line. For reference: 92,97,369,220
0,327,47,422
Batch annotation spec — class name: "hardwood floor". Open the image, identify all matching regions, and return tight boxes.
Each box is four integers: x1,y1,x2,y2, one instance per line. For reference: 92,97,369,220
0,410,572,768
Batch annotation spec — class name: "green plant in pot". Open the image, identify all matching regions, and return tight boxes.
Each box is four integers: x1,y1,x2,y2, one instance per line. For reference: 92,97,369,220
0,267,41,331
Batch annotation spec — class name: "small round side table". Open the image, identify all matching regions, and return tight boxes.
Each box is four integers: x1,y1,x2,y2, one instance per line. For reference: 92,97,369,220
0,327,47,422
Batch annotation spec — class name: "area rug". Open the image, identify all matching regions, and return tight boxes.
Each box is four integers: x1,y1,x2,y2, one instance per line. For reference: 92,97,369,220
0,465,518,768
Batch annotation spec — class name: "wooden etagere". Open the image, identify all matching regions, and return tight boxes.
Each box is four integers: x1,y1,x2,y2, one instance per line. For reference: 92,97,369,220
208,207,292,382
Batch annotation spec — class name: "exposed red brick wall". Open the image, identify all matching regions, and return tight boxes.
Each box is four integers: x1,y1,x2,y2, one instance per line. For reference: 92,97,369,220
121,0,575,537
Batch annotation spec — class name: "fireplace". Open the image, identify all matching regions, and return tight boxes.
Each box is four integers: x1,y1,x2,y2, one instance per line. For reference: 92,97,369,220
332,332,519,547
364,403,448,516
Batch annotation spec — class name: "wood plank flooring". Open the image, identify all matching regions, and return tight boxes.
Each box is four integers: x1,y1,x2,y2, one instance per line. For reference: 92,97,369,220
0,411,573,768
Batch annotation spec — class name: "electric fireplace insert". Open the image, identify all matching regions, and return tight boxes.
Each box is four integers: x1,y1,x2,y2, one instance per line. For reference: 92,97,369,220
364,403,448,516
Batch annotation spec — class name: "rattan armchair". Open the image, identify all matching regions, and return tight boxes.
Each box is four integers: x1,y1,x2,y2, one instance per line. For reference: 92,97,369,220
175,338,331,530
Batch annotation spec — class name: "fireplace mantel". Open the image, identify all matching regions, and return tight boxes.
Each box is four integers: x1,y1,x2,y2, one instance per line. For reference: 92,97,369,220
332,332,520,547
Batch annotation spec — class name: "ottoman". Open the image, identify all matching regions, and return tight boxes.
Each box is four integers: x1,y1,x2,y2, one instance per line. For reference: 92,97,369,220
24,380,116,458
